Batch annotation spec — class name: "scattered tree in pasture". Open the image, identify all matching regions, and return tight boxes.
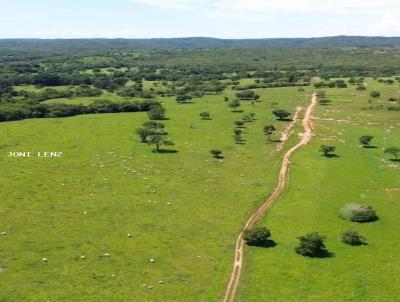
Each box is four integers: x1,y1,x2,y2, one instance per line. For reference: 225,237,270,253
243,227,274,247
295,232,328,257
384,147,400,160
176,95,192,103
370,91,381,98
234,120,245,127
147,133,174,153
199,112,211,120
272,109,291,121
229,99,241,112
136,127,153,143
319,145,336,157
224,96,229,102
210,149,223,159
263,124,276,141
318,98,331,105
359,135,374,147
235,90,260,100
340,204,378,223
147,105,166,120
341,230,366,246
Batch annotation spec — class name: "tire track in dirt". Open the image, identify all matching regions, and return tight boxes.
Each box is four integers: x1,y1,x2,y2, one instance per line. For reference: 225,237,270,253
222,93,318,302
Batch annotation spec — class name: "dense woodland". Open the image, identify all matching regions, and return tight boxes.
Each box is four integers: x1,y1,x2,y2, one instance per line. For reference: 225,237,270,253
1,38,400,122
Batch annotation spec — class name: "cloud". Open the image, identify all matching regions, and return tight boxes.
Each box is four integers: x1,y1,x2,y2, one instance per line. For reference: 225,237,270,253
130,0,400,15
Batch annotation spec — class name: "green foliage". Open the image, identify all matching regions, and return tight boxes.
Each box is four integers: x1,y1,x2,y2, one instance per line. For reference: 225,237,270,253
228,99,241,111
295,232,328,258
272,109,290,120
359,135,374,146
384,147,400,159
210,149,222,158
370,91,381,98
147,105,166,120
340,204,378,223
341,230,366,246
319,145,336,157
243,227,273,247
199,112,211,120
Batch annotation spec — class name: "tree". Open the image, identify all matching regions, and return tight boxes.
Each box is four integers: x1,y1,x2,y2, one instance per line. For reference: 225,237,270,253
210,149,223,159
341,230,366,246
295,232,328,257
340,204,378,223
264,124,276,141
370,91,381,98
319,145,336,157
234,120,245,127
199,112,211,120
384,147,400,160
359,135,374,147
229,99,241,112
243,227,273,247
272,109,290,121
176,95,192,103
235,90,259,100
147,105,165,120
147,133,174,152
136,127,153,143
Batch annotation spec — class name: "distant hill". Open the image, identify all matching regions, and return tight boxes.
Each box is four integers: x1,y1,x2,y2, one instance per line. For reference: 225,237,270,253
1,36,400,49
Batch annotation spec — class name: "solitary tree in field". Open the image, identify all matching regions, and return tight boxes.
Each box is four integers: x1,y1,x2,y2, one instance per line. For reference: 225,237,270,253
233,128,242,143
295,232,328,257
319,145,336,157
341,230,366,246
147,133,174,153
384,146,400,160
264,124,277,141
210,149,223,159
359,135,374,147
199,112,211,120
229,99,241,112
272,109,291,121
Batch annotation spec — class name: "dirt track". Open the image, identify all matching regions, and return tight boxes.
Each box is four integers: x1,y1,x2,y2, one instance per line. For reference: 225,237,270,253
222,93,318,302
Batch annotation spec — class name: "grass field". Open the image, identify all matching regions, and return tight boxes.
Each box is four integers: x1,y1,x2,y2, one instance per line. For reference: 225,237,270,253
0,86,311,301
237,79,400,301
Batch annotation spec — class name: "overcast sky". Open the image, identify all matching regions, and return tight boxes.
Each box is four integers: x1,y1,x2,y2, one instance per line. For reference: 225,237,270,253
1,0,399,38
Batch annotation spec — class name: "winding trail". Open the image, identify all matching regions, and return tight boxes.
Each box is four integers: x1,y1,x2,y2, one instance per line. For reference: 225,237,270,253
222,93,318,302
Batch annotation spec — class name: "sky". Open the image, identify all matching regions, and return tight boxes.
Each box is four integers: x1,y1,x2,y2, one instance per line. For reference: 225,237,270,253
0,0,399,38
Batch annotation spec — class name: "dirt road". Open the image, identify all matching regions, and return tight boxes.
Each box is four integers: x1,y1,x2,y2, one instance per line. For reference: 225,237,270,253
222,93,318,302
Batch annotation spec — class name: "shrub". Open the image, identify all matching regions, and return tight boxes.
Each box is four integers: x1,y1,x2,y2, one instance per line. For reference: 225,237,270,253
243,227,273,247
340,204,378,223
295,232,328,257
341,230,365,246
147,105,166,120
370,91,381,98
210,149,222,158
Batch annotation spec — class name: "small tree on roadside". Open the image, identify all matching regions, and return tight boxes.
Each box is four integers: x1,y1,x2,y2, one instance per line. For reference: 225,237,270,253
199,112,211,120
384,147,400,160
319,145,336,157
295,232,328,257
359,135,374,147
341,230,366,246
272,109,291,121
229,99,241,112
243,227,273,247
210,149,223,159
264,124,276,141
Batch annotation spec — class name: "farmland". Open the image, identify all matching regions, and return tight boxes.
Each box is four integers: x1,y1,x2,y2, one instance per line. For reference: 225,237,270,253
0,40,399,301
